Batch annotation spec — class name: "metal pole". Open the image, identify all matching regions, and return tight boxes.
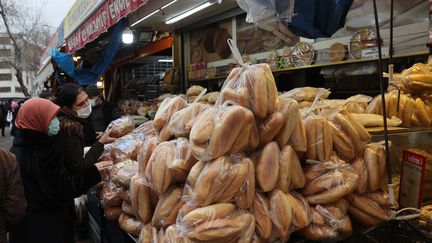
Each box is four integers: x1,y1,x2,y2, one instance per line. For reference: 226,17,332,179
372,0,395,209
390,0,394,61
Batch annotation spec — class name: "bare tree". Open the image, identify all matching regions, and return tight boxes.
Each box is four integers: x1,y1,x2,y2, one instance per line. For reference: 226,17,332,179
0,0,51,97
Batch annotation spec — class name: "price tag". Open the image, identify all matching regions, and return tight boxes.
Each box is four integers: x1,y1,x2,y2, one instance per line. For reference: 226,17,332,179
361,47,389,59
399,150,427,208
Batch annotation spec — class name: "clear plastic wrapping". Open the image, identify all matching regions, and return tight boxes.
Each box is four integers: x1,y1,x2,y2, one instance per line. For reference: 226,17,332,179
153,96,188,141
300,199,352,241
145,137,197,194
268,189,310,240
122,200,136,216
302,158,359,205
108,133,144,163
136,135,159,176
101,181,124,207
110,159,138,188
304,115,334,162
217,40,278,119
176,203,255,242
131,120,156,137
364,142,387,192
183,154,251,207
168,102,209,138
350,157,368,194
291,42,315,67
347,193,390,226
108,116,135,138
152,186,185,229
280,87,331,103
104,206,123,220
251,192,272,239
253,142,281,192
118,212,144,236
190,104,256,161
277,145,305,193
130,175,153,223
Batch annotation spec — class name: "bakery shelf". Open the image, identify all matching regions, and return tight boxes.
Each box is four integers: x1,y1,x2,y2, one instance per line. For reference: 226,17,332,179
187,75,227,82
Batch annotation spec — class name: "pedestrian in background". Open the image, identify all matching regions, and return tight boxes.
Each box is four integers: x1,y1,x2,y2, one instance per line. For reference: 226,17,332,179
85,84,121,133
0,148,27,243
0,102,7,136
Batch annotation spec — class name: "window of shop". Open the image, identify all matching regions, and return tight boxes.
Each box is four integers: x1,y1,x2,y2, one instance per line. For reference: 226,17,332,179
0,87,11,93
0,49,11,57
0,62,10,68
0,73,12,81
133,62,173,80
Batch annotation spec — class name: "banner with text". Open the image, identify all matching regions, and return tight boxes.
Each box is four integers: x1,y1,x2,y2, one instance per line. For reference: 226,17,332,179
66,0,149,53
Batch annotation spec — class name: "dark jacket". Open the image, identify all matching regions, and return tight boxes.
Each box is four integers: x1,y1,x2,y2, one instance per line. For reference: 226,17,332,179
51,110,103,172
0,149,26,243
91,101,121,132
0,104,6,127
9,129,101,243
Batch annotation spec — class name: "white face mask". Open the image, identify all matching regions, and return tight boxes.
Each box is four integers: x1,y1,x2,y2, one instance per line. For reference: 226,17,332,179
74,104,92,118
88,99,96,107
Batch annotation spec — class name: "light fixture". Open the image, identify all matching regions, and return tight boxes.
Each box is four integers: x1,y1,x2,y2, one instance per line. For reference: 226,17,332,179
165,1,214,25
122,27,134,44
161,0,177,9
131,9,160,27
72,56,81,61
96,81,103,88
158,59,173,62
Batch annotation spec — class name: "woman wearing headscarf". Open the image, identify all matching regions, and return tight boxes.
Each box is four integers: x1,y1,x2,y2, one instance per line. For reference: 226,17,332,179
9,98,112,243
52,83,115,172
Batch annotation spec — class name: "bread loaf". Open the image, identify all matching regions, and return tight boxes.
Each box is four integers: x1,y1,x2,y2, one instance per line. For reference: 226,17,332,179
182,203,236,227
152,186,185,228
235,158,255,209
252,193,272,239
119,213,144,236
364,147,380,191
288,109,307,152
256,142,280,192
138,224,157,243
286,192,309,229
154,96,187,131
269,189,292,238
122,201,135,216
347,194,388,220
168,103,207,138
137,136,159,175
331,123,355,161
130,176,152,223
187,85,205,96
146,142,174,194
350,157,368,194
104,206,123,220
275,99,299,147
304,117,317,160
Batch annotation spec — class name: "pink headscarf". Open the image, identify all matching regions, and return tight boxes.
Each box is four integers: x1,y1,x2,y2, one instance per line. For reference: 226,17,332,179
15,98,60,134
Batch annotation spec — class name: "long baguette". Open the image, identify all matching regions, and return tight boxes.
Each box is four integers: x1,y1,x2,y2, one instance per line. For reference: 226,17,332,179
275,100,298,147
269,189,292,238
259,112,284,146
288,110,307,152
364,147,379,191
182,203,236,227
256,142,280,192
235,158,255,209
331,123,355,161
315,118,325,162
252,193,272,239
305,117,317,160
348,206,382,226
342,111,371,142
347,194,388,220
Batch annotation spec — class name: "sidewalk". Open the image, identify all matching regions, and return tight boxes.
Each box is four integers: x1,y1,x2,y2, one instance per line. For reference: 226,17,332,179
0,126,12,149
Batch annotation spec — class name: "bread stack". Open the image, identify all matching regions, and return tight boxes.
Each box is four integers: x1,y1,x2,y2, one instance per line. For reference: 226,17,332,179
186,85,205,103
279,87,331,109
94,60,401,242
367,89,432,128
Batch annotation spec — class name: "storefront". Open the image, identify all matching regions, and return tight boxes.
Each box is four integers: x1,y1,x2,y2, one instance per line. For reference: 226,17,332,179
46,0,432,242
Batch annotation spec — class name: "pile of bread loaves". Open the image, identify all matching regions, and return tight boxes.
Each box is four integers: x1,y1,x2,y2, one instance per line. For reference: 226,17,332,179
98,62,397,242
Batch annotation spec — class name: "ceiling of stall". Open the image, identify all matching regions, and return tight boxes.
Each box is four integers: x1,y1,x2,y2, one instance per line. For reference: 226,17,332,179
128,0,239,31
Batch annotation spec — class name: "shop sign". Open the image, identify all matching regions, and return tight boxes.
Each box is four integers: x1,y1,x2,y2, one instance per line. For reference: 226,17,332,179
66,0,149,53
63,0,104,38
399,150,428,209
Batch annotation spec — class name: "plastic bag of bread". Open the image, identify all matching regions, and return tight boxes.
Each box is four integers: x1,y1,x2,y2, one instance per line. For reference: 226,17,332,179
119,212,144,236
325,109,371,158
108,116,135,138
320,95,372,114
104,206,123,220
217,39,278,119
145,137,197,194
302,157,359,205
300,199,352,241
153,96,187,141
189,104,251,161
251,193,272,239
110,159,138,188
273,98,305,149
303,115,334,162
130,175,153,223
122,200,136,216
277,145,305,193
183,154,250,206
280,87,330,103
234,157,255,209
350,113,402,128
364,142,387,192
268,190,310,241
168,102,208,138
152,186,185,229
229,106,259,154
252,142,281,192
347,192,390,226
131,120,156,137
139,224,158,243
109,133,144,163
119,189,131,203
165,224,191,243
101,181,124,207
136,135,159,176
258,99,299,147
350,157,368,194
176,203,255,242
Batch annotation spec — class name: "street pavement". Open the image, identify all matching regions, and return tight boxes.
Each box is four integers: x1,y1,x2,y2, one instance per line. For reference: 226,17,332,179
0,126,12,149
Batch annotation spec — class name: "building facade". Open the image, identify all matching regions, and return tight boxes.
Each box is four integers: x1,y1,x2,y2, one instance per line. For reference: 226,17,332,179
0,33,40,99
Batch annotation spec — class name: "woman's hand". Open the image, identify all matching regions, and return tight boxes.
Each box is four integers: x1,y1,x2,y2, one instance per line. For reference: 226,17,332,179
98,128,115,144
95,160,113,180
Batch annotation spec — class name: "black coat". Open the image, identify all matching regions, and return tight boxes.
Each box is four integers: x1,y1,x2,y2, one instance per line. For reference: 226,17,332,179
52,110,103,172
9,129,101,243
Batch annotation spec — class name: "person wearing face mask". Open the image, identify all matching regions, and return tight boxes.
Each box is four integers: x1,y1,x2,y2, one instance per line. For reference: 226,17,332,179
52,83,115,173
9,98,113,243
85,84,121,133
